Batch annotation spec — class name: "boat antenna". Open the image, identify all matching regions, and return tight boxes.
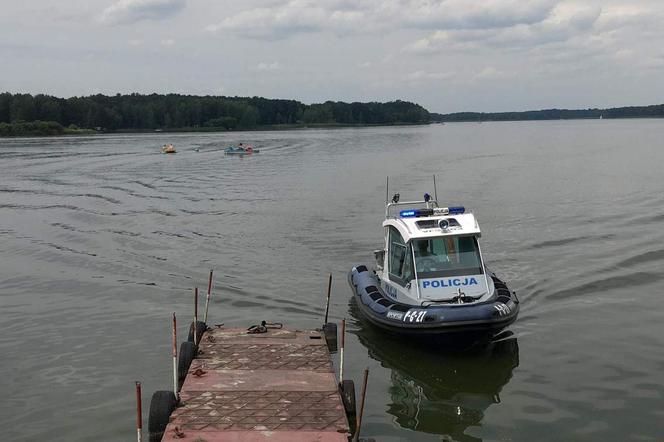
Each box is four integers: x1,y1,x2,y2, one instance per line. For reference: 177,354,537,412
385,176,389,206
433,175,438,203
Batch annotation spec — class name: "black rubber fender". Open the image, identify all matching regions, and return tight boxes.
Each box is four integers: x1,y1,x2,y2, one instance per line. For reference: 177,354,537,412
340,379,357,421
148,390,177,442
187,320,207,344
178,341,197,390
322,322,337,352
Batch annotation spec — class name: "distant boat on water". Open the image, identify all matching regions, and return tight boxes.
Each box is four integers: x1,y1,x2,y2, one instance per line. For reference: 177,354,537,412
224,143,259,155
161,143,176,154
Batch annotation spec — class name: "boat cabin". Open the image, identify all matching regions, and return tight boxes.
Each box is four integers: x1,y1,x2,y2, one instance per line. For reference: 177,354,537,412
375,196,493,305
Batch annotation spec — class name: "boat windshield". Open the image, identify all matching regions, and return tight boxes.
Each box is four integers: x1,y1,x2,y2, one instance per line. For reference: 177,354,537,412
413,235,483,278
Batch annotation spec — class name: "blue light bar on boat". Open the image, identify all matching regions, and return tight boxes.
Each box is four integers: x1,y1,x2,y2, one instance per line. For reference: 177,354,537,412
448,206,465,214
400,208,434,218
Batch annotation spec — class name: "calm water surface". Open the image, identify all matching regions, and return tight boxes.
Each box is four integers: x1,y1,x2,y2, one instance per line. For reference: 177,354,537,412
1,121,663,441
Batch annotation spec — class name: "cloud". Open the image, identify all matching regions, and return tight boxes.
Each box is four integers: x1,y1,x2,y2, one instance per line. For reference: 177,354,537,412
206,0,558,40
406,31,457,53
207,1,337,40
474,66,504,79
379,0,558,30
256,61,281,71
406,1,602,53
595,4,655,31
99,0,186,25
206,0,367,40
405,70,454,84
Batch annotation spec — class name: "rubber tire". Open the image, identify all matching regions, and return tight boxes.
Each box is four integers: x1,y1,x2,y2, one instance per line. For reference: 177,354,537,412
340,379,357,420
178,341,197,390
148,390,177,442
187,320,207,344
322,323,337,352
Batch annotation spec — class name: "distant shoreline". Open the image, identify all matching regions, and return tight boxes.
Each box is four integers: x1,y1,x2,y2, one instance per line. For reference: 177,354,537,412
2,90,664,137
430,103,664,122
3,117,664,138
0,121,429,138
0,92,430,137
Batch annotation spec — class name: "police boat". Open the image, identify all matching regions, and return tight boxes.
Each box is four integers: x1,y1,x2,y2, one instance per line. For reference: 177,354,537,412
349,190,519,339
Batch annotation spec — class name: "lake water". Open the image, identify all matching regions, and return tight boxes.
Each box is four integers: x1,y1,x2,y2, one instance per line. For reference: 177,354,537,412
1,121,663,441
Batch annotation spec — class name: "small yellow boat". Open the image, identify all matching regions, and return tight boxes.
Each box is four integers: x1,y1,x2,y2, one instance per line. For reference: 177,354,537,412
161,144,176,154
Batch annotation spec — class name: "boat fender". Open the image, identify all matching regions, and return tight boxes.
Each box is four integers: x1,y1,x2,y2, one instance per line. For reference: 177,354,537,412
178,341,196,390
187,320,208,343
340,379,357,421
148,391,177,442
322,322,337,352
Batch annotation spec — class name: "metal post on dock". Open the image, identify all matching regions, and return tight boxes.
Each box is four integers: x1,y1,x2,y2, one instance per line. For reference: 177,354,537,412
193,287,199,346
339,318,346,383
135,381,142,442
172,313,179,401
204,270,213,324
353,367,370,442
324,273,332,324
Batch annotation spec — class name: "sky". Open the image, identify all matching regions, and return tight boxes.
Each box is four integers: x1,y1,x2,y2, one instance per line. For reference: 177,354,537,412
1,0,663,113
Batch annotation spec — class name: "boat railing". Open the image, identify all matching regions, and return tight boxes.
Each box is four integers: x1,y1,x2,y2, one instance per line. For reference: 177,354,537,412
385,200,439,218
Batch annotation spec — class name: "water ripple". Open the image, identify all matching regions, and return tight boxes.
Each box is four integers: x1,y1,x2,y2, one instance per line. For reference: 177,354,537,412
2,123,664,441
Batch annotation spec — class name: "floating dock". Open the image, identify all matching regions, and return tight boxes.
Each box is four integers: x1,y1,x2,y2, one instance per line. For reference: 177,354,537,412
147,322,356,442
141,273,367,442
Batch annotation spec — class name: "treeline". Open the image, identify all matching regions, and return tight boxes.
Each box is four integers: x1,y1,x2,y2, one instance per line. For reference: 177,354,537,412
431,103,664,122
0,120,66,136
0,92,430,135
0,120,95,136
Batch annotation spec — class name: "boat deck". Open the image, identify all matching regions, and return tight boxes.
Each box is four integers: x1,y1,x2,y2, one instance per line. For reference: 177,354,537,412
161,326,349,441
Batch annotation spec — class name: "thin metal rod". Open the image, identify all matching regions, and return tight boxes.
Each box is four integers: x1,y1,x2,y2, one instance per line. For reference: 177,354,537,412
193,287,199,346
475,239,492,297
339,319,346,383
411,243,422,299
324,273,332,324
135,381,142,442
353,367,370,442
386,199,436,218
385,176,389,205
172,313,179,401
204,270,213,324
433,174,438,203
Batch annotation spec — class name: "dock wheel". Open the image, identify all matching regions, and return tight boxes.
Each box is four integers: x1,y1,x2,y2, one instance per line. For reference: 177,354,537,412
178,341,197,390
322,323,337,352
148,391,177,442
187,320,207,344
340,379,357,421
